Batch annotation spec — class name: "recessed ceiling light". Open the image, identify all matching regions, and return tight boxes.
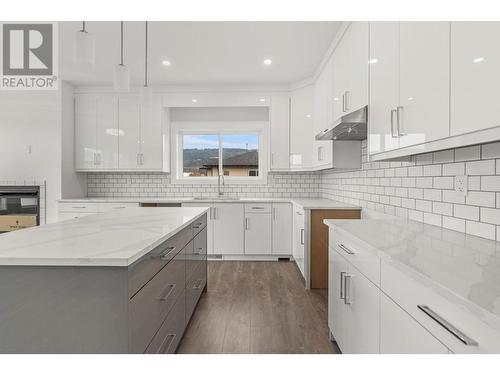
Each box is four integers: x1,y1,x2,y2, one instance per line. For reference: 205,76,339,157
473,57,485,63
162,60,172,67
368,58,378,64
407,97,414,101
259,98,266,102
333,97,339,102
191,99,197,103
263,58,273,66
306,114,312,118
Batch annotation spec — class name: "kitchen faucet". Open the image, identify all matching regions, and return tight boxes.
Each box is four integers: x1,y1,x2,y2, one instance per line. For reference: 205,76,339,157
218,174,225,196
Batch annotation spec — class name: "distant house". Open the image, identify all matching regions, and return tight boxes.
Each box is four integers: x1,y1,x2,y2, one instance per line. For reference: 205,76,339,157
200,150,258,176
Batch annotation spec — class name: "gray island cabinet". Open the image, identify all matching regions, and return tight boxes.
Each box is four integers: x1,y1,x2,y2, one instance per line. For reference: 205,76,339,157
0,207,208,353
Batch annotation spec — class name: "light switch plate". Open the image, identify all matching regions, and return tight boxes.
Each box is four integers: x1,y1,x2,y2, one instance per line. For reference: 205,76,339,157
455,175,468,196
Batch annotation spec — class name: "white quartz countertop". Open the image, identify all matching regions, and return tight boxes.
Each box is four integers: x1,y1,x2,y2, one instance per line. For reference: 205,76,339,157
324,218,500,320
58,197,361,210
0,207,208,267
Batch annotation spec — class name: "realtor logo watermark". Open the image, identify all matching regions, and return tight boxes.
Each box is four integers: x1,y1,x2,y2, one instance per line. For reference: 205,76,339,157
0,22,58,90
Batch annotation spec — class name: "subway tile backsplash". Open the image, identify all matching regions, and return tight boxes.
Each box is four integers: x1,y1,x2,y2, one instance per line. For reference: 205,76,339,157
321,140,500,242
87,172,321,199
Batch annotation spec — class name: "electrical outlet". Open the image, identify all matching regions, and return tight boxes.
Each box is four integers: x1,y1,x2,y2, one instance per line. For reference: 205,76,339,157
455,175,468,196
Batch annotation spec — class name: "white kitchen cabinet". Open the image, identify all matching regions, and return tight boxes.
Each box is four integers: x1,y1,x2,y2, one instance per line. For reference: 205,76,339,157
380,293,448,354
332,22,369,118
368,21,400,154
213,203,244,255
183,202,214,255
292,206,305,276
398,22,450,148
272,203,292,255
96,95,119,169
368,22,450,157
290,85,314,169
118,94,141,169
329,245,349,352
451,22,500,136
245,212,272,255
269,94,290,170
140,95,164,170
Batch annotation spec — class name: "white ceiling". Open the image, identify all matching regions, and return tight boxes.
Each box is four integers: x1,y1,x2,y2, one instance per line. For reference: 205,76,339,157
59,21,342,87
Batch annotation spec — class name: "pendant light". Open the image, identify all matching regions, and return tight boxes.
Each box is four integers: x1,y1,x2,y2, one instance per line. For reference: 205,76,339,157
140,21,153,104
74,21,95,66
114,21,130,92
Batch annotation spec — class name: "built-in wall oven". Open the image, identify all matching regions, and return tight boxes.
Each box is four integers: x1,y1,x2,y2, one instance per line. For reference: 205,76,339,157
0,186,40,233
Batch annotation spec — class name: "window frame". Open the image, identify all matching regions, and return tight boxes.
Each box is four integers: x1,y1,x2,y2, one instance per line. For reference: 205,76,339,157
171,122,268,185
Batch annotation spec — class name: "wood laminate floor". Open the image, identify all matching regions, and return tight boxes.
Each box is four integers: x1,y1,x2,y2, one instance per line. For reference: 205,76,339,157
177,261,339,354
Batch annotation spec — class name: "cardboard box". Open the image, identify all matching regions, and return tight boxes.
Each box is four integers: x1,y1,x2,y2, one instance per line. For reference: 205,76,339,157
0,214,37,232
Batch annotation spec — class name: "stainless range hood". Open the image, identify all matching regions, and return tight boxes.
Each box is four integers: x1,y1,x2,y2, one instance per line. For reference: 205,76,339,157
315,106,367,141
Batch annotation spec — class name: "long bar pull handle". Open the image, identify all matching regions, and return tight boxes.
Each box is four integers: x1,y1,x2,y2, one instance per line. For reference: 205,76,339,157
344,91,351,112
340,271,346,300
158,246,176,260
273,207,277,220
300,228,304,245
157,283,176,301
342,93,346,113
397,106,406,136
391,109,398,138
343,274,352,305
417,305,478,346
245,217,249,230
338,243,355,255
157,334,176,354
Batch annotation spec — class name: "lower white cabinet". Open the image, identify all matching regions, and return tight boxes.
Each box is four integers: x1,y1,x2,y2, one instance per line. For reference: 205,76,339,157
380,293,448,354
292,206,305,277
57,201,139,221
213,203,244,255
272,203,292,255
328,244,379,353
245,212,272,255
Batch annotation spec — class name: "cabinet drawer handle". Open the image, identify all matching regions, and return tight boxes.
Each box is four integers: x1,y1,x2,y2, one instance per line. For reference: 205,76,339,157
192,222,203,229
245,218,250,230
157,333,176,354
300,228,304,245
338,243,355,255
193,279,204,290
158,246,176,260
195,247,204,255
343,274,352,305
417,305,478,346
112,206,126,209
340,271,346,300
71,206,87,209
157,283,176,301
251,207,265,210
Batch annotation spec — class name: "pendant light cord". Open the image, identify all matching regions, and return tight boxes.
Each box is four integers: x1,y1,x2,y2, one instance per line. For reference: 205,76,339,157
144,21,148,87
120,21,124,66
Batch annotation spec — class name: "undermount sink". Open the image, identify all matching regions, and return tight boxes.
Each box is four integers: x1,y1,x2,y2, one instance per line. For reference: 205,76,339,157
193,196,240,201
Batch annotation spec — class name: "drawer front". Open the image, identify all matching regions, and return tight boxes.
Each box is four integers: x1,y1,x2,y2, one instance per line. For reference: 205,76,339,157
186,262,207,323
245,203,272,214
58,202,100,213
57,212,95,221
144,290,186,354
186,227,207,280
191,213,207,236
129,249,186,353
99,202,139,211
128,225,193,298
331,228,380,286
381,261,500,353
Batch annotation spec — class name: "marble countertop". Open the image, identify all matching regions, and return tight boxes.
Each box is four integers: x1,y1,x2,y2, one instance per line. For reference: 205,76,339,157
58,197,361,210
324,218,500,320
0,207,208,267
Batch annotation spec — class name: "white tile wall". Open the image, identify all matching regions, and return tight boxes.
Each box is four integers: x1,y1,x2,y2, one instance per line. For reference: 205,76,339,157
87,172,321,199
321,140,500,242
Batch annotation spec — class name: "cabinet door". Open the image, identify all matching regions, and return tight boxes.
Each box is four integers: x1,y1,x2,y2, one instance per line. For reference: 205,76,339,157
451,22,500,136
272,203,292,255
399,22,450,148
313,57,333,168
346,265,380,353
368,22,400,154
182,203,214,255
380,293,448,354
270,94,290,170
96,95,119,169
213,203,244,255
140,95,163,170
118,94,141,169
329,248,349,352
290,85,314,168
292,207,305,276
244,213,272,255
75,94,97,170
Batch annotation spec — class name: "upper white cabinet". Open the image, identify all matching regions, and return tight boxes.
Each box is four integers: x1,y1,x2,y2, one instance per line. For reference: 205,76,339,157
290,85,314,169
451,22,500,136
75,94,119,170
75,93,164,172
368,22,450,156
332,22,369,118
269,94,290,170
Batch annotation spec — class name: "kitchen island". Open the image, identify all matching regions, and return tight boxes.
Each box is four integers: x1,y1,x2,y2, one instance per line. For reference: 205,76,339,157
0,207,208,353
